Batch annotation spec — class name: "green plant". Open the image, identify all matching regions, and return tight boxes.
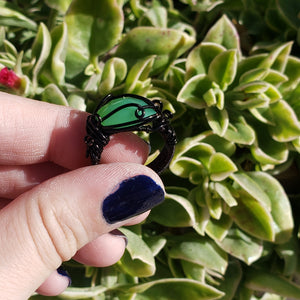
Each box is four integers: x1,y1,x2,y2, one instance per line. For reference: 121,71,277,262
0,0,300,299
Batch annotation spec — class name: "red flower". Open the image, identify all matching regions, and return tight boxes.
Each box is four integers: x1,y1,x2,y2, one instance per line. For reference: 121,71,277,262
0,67,21,89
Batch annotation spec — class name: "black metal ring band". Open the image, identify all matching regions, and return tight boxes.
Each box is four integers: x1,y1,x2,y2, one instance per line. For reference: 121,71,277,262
84,94,177,174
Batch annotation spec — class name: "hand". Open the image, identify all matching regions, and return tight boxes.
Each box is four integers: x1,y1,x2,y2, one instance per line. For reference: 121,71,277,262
0,92,165,299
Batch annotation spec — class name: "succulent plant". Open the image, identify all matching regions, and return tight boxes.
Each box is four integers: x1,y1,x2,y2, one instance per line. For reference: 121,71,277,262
0,0,299,299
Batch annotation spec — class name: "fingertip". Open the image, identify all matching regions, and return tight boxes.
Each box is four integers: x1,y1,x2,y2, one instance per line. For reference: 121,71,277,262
101,132,150,165
124,211,150,226
35,267,71,296
73,230,128,267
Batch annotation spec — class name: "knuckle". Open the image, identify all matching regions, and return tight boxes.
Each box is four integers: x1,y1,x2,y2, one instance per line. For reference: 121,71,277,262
26,191,89,266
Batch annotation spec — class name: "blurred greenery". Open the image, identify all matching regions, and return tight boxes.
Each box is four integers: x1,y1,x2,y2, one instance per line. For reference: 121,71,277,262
0,0,299,299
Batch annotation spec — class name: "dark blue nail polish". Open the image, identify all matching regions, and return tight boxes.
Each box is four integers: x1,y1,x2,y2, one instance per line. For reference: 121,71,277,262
102,175,164,224
57,266,72,287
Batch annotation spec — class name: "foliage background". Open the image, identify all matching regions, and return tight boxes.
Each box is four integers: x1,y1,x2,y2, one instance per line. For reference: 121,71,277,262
0,0,300,299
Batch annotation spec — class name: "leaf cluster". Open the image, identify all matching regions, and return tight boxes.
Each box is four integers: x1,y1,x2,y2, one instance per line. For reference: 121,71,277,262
0,0,300,299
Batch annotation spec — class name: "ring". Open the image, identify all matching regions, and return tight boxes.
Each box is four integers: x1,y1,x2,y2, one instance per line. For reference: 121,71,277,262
84,94,177,174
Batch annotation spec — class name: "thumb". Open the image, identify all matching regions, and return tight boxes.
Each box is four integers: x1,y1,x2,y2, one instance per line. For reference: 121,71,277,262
0,163,164,299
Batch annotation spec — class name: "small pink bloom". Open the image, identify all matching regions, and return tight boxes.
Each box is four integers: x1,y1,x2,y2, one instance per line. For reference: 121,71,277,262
0,67,21,89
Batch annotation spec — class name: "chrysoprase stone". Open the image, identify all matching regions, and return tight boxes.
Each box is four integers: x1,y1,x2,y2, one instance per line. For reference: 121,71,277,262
97,95,157,129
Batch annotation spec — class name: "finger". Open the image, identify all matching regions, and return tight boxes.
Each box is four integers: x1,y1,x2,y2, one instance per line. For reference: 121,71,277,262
35,267,71,296
0,162,164,298
0,163,67,199
73,229,128,267
0,92,149,169
0,133,149,199
37,218,148,296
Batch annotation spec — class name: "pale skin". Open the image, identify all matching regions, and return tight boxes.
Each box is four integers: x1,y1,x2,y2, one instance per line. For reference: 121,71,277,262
0,92,164,299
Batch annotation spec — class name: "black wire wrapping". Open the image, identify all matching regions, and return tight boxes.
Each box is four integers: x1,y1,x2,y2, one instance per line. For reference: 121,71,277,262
84,94,177,174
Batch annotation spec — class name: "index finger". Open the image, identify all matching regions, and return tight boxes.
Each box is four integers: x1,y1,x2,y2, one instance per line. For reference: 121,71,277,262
0,92,149,169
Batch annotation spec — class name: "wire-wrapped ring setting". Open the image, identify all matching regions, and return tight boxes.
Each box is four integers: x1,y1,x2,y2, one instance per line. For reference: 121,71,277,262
84,94,176,174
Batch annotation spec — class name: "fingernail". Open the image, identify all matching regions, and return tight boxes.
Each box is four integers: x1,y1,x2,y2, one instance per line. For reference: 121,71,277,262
102,175,164,224
110,229,128,246
57,266,72,287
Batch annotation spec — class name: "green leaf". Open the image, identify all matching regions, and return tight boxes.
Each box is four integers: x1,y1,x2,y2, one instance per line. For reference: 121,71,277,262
214,182,238,207
229,190,275,241
168,64,186,94
0,1,37,30
168,234,228,274
149,188,202,233
264,69,288,86
203,15,241,54
42,83,68,106
143,235,167,257
181,261,205,282
31,23,51,89
130,278,224,300
232,94,270,110
118,228,155,277
183,0,224,12
169,156,203,179
99,57,127,95
258,42,293,73
206,107,229,136
116,27,195,75
184,143,216,169
231,172,271,209
46,22,68,85
124,56,154,94
186,42,226,79
277,0,300,29
170,137,216,178
129,0,147,17
217,227,263,265
235,54,267,84
286,82,300,118
65,0,123,78
178,74,214,109
208,153,237,181
292,136,300,152
265,6,289,33
247,172,294,244
83,72,101,94
3,40,17,58
201,134,236,157
268,99,300,142
208,49,237,90
0,26,4,48
67,93,86,111
264,83,282,102
280,56,300,96
250,106,275,125
244,267,300,299
224,116,255,145
251,123,289,165
140,2,167,28
276,236,299,276
45,0,72,12
205,214,233,242
205,188,222,220
234,81,270,94
203,88,217,107
217,260,242,300
239,68,268,84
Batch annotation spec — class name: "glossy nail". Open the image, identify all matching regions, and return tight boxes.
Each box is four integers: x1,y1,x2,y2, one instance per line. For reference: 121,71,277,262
102,175,164,224
57,266,72,287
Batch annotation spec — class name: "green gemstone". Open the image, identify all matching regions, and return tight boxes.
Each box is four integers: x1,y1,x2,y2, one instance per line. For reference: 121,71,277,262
97,95,157,129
